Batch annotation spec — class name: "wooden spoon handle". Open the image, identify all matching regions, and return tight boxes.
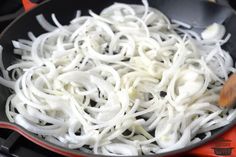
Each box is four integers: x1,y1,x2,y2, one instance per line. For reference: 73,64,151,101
219,73,236,107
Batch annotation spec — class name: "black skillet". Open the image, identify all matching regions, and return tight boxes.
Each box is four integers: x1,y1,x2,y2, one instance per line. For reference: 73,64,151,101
0,0,236,156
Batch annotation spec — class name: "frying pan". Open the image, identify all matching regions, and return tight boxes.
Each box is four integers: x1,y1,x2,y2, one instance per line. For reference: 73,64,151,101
0,0,236,156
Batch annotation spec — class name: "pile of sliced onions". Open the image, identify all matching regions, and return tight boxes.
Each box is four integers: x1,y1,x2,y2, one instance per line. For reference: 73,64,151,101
0,0,235,155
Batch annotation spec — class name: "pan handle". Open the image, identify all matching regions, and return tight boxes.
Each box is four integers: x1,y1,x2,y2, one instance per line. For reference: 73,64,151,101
21,0,44,11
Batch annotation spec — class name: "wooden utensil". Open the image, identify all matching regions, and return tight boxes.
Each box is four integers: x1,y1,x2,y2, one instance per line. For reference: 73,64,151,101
219,74,236,107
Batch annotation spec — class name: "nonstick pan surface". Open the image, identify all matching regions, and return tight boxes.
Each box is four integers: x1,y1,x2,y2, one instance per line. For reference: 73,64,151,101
0,0,236,156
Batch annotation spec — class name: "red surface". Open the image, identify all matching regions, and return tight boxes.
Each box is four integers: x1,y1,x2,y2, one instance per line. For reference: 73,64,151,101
22,0,37,11
176,127,236,157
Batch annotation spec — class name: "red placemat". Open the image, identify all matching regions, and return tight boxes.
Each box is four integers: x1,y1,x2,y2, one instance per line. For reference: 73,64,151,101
180,127,236,157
